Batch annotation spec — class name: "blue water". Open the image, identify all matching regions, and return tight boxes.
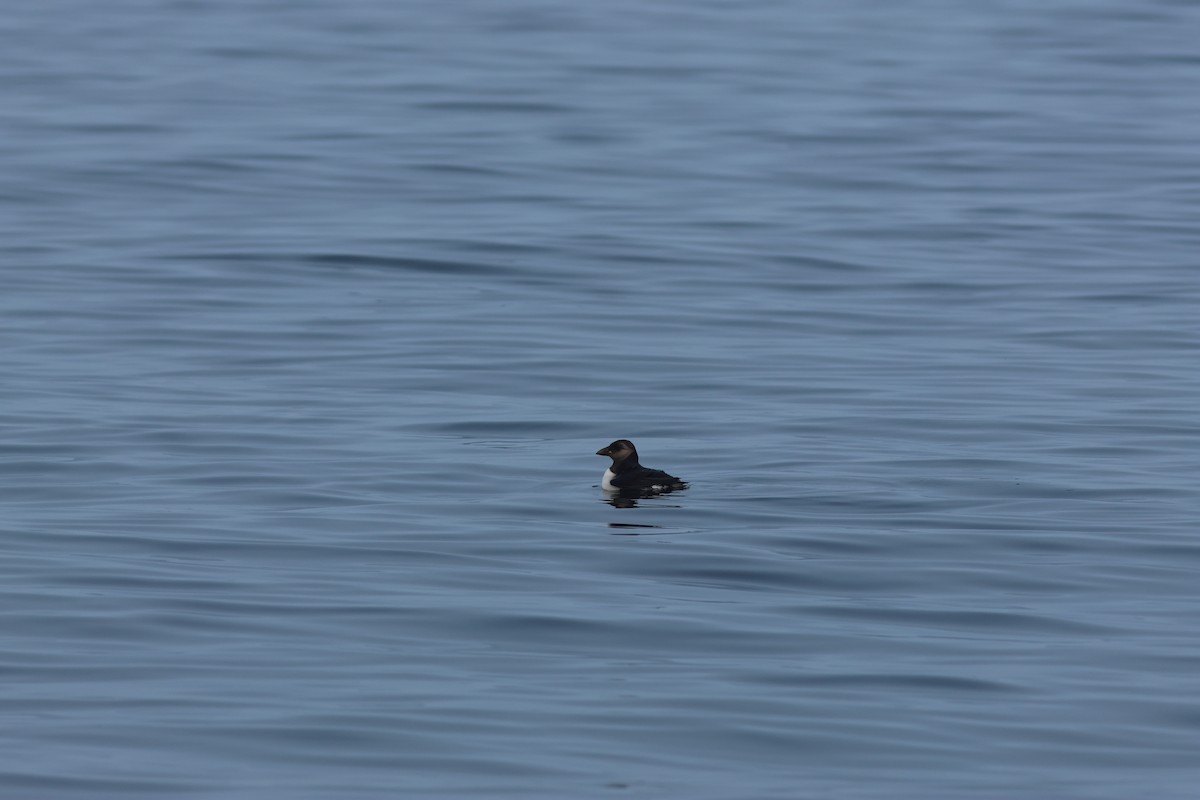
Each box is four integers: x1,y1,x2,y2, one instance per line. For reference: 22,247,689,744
3,1,1199,798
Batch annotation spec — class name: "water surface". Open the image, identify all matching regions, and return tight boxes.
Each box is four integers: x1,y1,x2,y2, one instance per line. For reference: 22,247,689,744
2,1,1199,798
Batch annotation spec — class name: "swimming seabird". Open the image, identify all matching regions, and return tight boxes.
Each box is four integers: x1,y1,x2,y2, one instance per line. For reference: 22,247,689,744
595,439,685,492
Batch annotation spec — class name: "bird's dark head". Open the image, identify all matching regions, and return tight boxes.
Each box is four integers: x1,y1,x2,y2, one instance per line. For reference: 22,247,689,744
596,439,638,464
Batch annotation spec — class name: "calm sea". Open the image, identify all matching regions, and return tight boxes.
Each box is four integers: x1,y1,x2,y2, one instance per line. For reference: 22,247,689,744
3,1,1198,798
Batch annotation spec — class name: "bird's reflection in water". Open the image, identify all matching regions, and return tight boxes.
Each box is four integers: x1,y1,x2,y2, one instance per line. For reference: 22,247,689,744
602,486,688,534
605,494,641,509
601,485,686,510
608,522,661,533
